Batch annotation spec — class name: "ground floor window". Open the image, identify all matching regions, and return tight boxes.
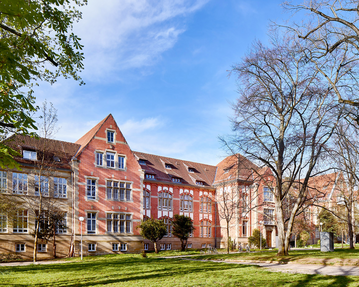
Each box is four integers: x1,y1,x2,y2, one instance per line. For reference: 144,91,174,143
187,243,192,249
160,244,166,251
112,243,119,251
37,244,47,252
200,220,211,237
201,243,206,249
120,243,127,251
88,243,96,252
16,243,25,252
144,243,149,251
166,244,171,250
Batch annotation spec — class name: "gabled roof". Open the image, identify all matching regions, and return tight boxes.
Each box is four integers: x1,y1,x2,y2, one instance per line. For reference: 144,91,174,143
5,134,80,170
133,151,217,187
305,172,340,200
214,154,258,185
75,114,111,157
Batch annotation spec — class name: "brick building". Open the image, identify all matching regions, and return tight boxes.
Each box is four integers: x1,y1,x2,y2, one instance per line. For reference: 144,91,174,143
0,114,277,258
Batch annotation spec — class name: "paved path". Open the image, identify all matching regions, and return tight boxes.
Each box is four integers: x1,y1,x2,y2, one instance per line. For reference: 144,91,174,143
0,260,73,267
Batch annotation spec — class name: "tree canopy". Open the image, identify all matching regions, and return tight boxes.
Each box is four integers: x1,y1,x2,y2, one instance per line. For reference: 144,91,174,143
171,215,194,251
138,218,167,253
0,0,86,168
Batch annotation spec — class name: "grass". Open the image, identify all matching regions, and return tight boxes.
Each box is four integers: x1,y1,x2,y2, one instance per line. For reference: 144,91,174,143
0,253,359,286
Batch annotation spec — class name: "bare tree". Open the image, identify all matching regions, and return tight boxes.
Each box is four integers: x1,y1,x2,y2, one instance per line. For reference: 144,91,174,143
227,35,344,256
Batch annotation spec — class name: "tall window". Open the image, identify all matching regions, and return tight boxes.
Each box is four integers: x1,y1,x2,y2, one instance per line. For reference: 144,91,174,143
107,213,119,233
118,155,125,169
12,173,27,195
163,218,172,237
87,179,96,200
35,176,49,196
0,214,7,232
200,197,212,213
120,182,131,201
96,152,103,166
13,210,28,233
106,152,115,168
54,177,67,198
200,220,211,237
119,214,132,233
264,209,274,224
87,213,96,234
107,180,119,200
0,171,6,193
263,187,273,202
158,192,172,210
242,194,249,213
242,221,248,237
56,213,67,234
180,194,193,212
107,130,114,143
143,190,150,209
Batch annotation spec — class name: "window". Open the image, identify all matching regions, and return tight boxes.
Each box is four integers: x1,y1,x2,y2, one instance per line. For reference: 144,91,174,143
243,221,248,237
144,243,149,251
112,243,119,251
107,131,114,143
200,220,211,237
0,214,7,232
12,173,27,195
180,194,193,212
96,152,103,166
158,192,172,210
13,210,28,233
107,213,119,233
188,167,195,173
196,181,204,186
106,152,115,168
145,174,155,179
88,243,96,252
264,209,274,224
187,243,192,249
119,182,131,201
35,176,49,197
242,194,249,213
23,150,37,160
0,171,7,193
118,156,125,169
37,244,47,252
172,177,181,183
87,213,96,234
143,190,151,209
54,178,67,198
107,180,119,200
200,197,212,213
16,243,25,252
263,187,273,202
119,214,132,233
56,213,67,234
87,179,96,200
139,160,146,165
160,244,165,250
165,164,172,169
166,244,172,250
201,243,206,249
120,243,127,251
163,218,172,237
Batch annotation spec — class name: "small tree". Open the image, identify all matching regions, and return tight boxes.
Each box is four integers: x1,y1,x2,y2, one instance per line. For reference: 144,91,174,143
248,229,266,249
138,218,167,253
319,209,339,236
300,231,310,247
171,215,194,251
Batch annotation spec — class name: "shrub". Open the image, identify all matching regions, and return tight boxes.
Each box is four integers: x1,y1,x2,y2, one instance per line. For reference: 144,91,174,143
248,229,266,249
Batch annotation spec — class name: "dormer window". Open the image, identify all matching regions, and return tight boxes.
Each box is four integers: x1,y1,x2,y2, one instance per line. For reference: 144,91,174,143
172,177,181,183
139,160,146,165
145,174,155,179
196,181,204,186
188,168,195,173
107,131,114,143
165,164,172,169
23,150,37,160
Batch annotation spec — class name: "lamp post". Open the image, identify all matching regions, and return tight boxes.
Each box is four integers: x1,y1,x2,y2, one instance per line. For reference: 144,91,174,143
320,222,323,232
79,216,84,260
259,221,263,250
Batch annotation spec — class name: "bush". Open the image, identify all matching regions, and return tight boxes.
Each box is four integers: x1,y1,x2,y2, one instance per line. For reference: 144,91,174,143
248,229,266,249
228,237,235,251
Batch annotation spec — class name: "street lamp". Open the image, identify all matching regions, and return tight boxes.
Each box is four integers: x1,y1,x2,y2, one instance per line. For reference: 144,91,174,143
79,216,84,260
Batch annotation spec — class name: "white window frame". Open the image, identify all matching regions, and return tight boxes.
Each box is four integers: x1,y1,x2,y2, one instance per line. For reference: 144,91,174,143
86,179,96,200
200,197,212,213
200,220,211,238
13,210,28,233
180,194,193,212
12,173,28,195
263,187,274,202
112,243,119,251
0,214,7,233
107,130,115,143
37,244,47,253
0,171,7,193
35,176,49,197
54,177,67,198
144,243,149,251
242,221,248,237
95,152,103,166
160,243,166,251
15,243,25,252
118,155,126,170
172,178,181,183
145,174,155,179
166,243,172,250
201,243,206,249
158,192,172,211
88,243,96,252
119,214,132,234
23,150,37,160
107,213,119,233
56,213,67,234
106,152,115,168
187,243,192,249
264,208,274,224
107,180,119,201
120,243,127,251
87,212,97,234
143,190,151,209
163,218,172,237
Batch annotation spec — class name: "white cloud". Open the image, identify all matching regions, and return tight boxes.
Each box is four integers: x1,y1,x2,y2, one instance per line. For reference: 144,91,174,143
73,0,209,80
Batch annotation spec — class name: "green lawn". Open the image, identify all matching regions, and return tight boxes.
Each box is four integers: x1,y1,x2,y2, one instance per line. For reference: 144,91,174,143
0,254,359,286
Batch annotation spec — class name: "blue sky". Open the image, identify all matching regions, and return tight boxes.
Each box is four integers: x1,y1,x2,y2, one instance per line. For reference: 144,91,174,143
33,0,301,165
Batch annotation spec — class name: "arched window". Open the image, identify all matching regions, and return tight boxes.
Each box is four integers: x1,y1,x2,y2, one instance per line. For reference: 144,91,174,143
158,192,172,210
180,194,193,212
200,197,212,213
143,190,150,210
200,220,211,237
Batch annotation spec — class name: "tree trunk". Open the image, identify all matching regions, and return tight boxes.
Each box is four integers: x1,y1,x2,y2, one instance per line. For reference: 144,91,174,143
181,239,187,251
154,241,158,253
348,205,355,249
53,225,57,258
351,201,356,249
227,221,230,254
294,234,297,248
275,200,287,256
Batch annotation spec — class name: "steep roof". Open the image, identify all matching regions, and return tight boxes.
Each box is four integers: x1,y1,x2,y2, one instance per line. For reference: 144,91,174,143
133,151,217,188
5,134,80,170
75,114,111,157
305,172,340,200
214,154,258,185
